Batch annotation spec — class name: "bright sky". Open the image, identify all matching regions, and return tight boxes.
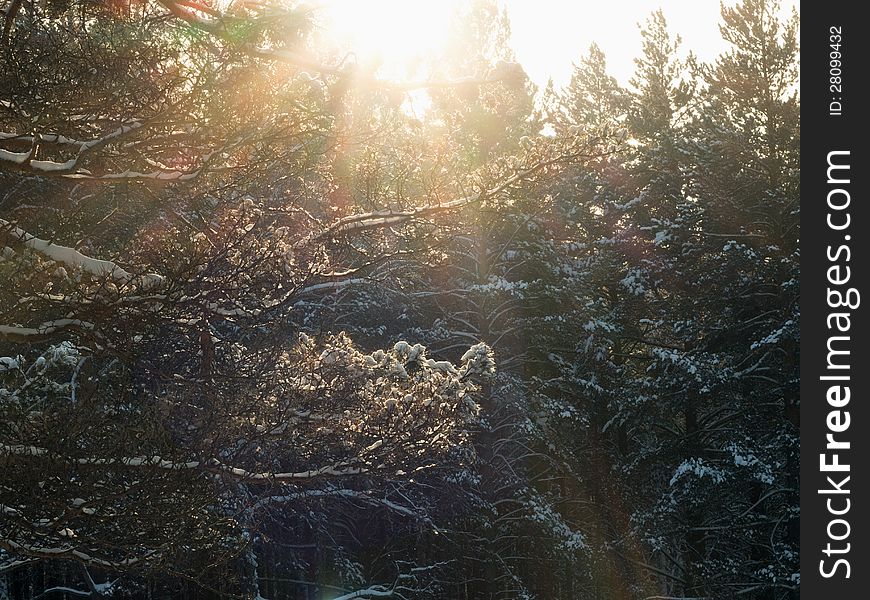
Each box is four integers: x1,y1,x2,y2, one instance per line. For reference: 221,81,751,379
318,0,799,89
506,0,799,88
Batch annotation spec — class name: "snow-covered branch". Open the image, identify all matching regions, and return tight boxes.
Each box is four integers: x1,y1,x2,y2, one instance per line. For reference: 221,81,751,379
257,488,433,526
0,122,143,176
295,278,367,296
0,445,364,482
0,539,151,570
0,319,94,343
1,220,164,289
302,150,597,247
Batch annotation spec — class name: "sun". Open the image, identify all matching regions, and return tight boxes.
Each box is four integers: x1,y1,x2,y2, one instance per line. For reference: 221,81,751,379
315,0,462,81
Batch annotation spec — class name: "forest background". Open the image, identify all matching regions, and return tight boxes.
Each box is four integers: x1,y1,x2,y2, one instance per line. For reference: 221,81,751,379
0,1,799,598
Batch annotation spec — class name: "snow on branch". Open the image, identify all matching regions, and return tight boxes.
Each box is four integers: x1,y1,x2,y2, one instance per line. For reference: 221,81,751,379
0,319,94,343
327,561,451,600
302,150,592,247
0,445,363,481
213,460,365,481
0,122,143,176
257,488,434,526
295,278,368,296
59,160,214,182
330,585,395,600
0,219,164,289
0,538,151,570
1,124,218,182
0,555,37,574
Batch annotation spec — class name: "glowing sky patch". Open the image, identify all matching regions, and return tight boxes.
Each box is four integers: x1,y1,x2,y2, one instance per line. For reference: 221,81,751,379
316,0,799,89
